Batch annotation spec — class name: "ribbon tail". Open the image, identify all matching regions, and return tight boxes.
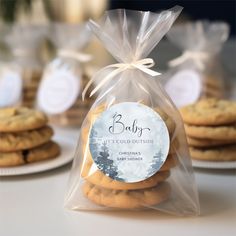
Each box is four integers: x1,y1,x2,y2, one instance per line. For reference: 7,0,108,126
82,77,95,101
196,60,204,70
168,56,186,67
58,50,93,63
82,63,126,100
137,82,150,95
77,54,93,62
82,66,115,100
89,66,126,98
134,65,161,77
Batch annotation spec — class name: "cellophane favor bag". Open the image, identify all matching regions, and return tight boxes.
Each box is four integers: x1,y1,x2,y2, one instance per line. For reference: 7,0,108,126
163,21,229,107
3,24,46,108
0,24,22,107
37,23,94,127
65,7,200,216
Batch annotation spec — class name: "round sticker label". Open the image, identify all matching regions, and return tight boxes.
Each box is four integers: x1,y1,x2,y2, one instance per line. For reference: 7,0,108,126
0,70,22,107
89,102,170,183
38,69,80,114
165,69,202,107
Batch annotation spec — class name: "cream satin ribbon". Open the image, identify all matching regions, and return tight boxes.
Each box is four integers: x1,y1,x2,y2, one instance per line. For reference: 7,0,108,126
58,49,93,63
168,50,210,70
82,58,161,100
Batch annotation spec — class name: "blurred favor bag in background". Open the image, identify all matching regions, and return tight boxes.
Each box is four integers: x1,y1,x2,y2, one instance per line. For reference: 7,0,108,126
3,24,46,108
0,62,22,107
37,23,94,127
163,21,229,108
0,25,22,108
65,7,200,216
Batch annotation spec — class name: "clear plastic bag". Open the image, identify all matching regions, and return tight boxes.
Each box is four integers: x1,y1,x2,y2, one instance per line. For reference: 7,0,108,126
0,62,23,107
65,7,200,216
3,24,46,108
0,25,22,108
163,21,229,107
37,23,94,127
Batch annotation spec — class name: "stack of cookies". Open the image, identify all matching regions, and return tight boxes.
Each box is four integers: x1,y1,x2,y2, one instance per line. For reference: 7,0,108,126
50,73,94,127
80,104,178,209
180,98,236,161
0,107,60,167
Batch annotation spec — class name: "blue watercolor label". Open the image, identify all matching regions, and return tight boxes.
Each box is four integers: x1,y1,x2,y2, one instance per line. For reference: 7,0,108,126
89,102,170,183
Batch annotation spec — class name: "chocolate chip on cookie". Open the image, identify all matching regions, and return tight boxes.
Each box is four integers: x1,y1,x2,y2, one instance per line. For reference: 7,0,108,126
0,141,60,167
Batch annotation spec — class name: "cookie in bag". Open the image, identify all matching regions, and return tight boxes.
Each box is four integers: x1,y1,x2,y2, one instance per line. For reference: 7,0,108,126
65,7,200,216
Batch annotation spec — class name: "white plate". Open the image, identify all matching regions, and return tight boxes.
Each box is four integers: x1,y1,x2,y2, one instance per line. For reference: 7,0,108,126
0,135,76,176
192,159,236,169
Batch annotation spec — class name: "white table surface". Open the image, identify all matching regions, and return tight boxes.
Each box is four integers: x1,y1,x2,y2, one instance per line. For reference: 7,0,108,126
0,127,236,236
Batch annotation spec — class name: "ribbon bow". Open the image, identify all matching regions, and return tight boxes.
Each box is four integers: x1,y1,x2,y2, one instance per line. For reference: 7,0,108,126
168,50,210,70
82,58,161,100
58,49,92,63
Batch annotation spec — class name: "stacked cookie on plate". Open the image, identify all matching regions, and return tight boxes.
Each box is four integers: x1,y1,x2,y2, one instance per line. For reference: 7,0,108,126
80,104,178,209
180,98,236,161
0,107,60,167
